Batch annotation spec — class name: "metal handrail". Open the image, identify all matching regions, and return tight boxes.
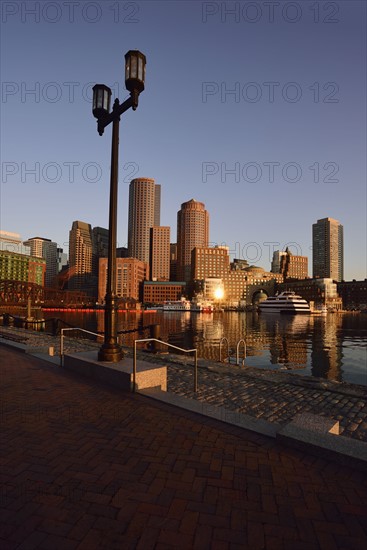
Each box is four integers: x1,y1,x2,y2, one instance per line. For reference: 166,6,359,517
236,339,246,366
219,337,229,363
60,327,101,366
133,338,198,393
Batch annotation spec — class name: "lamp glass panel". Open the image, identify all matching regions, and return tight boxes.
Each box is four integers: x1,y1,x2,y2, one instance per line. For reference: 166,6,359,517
138,57,143,81
97,89,104,109
103,90,109,110
131,55,138,79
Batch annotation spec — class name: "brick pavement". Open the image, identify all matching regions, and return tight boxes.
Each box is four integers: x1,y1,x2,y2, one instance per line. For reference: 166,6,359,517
1,346,367,549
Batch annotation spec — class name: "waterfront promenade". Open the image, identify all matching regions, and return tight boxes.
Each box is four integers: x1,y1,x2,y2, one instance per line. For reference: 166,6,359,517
1,325,366,442
1,327,367,548
1,344,367,549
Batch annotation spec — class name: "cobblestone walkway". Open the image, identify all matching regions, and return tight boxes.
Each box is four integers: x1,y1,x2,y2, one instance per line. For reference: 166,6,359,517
1,346,367,549
163,359,367,442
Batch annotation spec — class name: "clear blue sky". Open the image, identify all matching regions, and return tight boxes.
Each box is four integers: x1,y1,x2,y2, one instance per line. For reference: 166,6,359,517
1,0,366,279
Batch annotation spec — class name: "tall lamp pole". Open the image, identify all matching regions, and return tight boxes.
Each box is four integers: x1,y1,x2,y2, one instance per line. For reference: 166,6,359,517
92,50,146,362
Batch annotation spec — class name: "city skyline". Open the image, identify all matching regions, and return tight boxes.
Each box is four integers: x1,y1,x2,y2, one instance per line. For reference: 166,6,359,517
1,1,366,280
0,193,360,282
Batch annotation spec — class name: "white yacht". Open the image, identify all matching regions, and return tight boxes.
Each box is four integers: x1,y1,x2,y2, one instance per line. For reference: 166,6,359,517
258,291,311,314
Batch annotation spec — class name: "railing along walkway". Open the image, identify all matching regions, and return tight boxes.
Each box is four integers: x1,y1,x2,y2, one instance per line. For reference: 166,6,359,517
59,330,199,392
60,327,102,366
134,338,198,392
220,337,247,365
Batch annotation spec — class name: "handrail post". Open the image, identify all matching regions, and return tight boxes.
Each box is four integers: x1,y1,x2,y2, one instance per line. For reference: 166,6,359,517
133,338,198,393
133,340,137,392
219,337,229,363
58,333,197,392
60,329,64,367
236,339,246,366
194,350,198,393
59,327,101,367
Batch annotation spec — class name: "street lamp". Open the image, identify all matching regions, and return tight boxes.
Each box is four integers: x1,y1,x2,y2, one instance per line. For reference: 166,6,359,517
92,50,146,362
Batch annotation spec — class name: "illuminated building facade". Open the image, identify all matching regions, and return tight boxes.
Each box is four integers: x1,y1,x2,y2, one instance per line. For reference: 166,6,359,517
177,199,209,282
128,178,161,264
150,226,170,281
142,281,186,304
313,217,344,281
98,257,148,303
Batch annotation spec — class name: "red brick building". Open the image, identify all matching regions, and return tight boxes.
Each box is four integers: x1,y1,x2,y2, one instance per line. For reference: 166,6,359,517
98,258,148,304
142,281,186,304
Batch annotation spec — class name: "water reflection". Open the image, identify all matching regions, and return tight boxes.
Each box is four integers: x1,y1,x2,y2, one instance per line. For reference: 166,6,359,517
261,315,310,370
44,310,366,386
310,315,343,382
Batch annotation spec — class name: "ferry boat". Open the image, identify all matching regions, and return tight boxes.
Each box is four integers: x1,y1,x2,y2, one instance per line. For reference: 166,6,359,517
258,291,311,314
162,298,191,311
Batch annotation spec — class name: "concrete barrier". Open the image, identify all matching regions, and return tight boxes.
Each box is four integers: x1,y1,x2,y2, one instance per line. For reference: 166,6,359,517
63,351,167,392
277,412,367,472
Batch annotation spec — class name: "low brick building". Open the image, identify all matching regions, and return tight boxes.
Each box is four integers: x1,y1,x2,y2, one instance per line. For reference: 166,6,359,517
142,281,186,305
337,280,367,310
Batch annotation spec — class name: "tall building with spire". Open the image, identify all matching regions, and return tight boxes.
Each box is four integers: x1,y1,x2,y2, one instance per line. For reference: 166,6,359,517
128,178,161,264
312,217,344,281
177,199,209,282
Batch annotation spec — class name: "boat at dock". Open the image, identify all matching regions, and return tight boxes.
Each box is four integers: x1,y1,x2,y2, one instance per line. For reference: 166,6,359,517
258,291,311,314
311,304,328,315
190,297,214,313
162,296,214,313
162,298,191,311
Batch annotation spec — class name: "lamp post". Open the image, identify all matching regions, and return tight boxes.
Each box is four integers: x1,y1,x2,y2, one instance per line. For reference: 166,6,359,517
92,50,146,362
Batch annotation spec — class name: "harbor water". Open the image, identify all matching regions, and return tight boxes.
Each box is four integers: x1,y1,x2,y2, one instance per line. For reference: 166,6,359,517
42,310,367,387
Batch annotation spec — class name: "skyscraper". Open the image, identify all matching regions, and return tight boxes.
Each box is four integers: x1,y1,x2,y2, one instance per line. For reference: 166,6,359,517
23,236,58,287
92,226,109,279
128,178,161,264
68,221,93,292
177,199,209,282
154,184,161,226
312,217,344,281
150,226,170,281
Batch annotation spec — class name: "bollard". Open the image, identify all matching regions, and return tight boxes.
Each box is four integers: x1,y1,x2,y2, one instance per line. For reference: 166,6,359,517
27,297,32,320
14,316,22,328
52,318,59,336
35,309,43,320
